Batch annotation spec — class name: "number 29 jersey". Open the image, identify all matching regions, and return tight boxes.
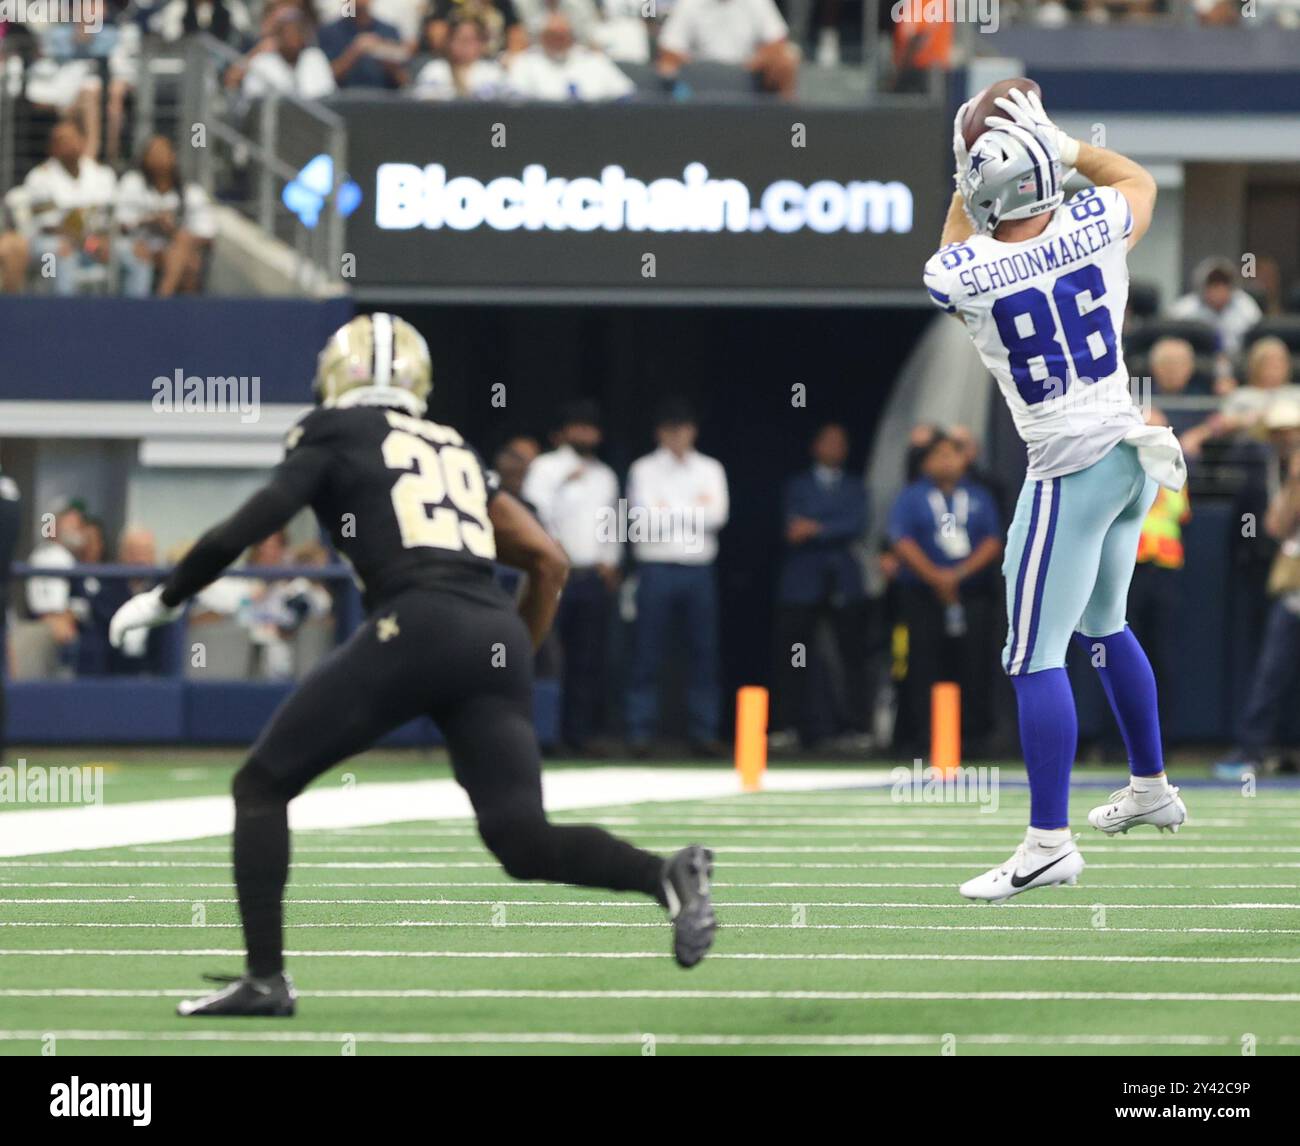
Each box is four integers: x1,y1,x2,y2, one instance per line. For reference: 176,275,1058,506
280,405,502,611
923,185,1142,480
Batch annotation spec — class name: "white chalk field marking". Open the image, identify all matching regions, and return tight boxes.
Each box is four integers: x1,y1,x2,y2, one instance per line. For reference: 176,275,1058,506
4,948,1300,964
3,987,1298,1003
1,881,1295,892
0,767,893,857
0,1029,1252,1048
5,900,1299,913
10,860,1300,871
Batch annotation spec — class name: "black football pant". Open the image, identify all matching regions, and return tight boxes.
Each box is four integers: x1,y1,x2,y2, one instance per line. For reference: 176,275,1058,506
230,587,666,977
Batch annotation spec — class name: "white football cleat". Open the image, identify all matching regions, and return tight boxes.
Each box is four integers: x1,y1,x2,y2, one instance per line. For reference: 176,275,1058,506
959,839,1085,903
1088,783,1187,835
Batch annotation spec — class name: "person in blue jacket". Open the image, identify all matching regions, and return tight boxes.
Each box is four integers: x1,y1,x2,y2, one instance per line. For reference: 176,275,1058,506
770,423,873,750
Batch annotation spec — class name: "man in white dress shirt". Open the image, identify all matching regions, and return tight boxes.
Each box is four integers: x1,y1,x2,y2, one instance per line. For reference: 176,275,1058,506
508,11,635,101
522,401,621,754
624,399,729,756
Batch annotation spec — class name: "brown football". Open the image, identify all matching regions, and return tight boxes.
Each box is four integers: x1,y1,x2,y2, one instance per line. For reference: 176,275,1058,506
962,77,1042,150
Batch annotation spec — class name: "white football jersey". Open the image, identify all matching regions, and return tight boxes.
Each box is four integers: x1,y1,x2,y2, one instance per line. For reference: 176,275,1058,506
924,185,1143,480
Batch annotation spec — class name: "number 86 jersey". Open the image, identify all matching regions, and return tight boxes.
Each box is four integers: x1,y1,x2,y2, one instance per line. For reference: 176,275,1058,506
923,185,1143,480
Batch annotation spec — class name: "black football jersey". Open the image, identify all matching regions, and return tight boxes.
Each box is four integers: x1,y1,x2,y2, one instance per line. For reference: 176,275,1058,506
278,406,502,608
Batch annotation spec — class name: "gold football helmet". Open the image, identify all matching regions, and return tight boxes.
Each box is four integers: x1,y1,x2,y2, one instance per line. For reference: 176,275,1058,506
314,313,432,416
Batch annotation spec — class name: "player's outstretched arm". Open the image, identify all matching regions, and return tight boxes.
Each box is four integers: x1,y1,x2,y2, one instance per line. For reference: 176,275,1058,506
109,450,327,649
490,490,570,650
1072,142,1157,250
940,191,975,249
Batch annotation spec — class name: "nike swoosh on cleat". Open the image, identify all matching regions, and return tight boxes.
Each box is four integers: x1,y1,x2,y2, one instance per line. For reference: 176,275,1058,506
1010,853,1070,888
1101,797,1178,829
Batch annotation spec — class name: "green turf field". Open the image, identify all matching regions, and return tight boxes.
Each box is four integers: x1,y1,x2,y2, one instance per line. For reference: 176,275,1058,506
2,752,1298,1056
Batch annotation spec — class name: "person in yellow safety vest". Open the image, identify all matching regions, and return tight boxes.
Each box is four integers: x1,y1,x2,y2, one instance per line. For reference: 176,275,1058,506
1128,484,1191,730
1136,486,1191,569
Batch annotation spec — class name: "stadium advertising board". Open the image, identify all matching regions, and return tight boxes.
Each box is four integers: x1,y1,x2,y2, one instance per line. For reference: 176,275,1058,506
337,100,947,298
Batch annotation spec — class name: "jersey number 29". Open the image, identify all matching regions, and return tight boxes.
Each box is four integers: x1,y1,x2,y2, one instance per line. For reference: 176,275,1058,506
382,430,496,559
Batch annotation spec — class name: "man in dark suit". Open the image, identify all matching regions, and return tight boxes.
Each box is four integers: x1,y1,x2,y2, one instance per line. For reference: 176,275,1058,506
770,423,872,750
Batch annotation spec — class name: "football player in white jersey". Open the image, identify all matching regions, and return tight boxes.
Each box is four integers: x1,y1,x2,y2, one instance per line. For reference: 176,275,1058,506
924,88,1189,901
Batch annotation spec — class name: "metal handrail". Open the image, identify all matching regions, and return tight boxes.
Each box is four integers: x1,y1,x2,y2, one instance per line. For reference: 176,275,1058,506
179,34,347,284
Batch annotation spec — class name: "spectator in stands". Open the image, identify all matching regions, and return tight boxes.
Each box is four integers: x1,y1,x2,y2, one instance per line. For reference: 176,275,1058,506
769,423,873,752
657,0,798,97
319,0,412,89
25,501,89,657
523,400,622,755
625,399,729,757
508,11,634,100
24,7,132,163
0,468,19,761
151,0,255,47
424,0,526,57
590,0,652,62
1182,336,1300,458
514,0,600,41
888,431,1003,756
238,8,336,99
493,434,541,500
0,119,115,297
239,530,332,680
891,5,951,94
74,526,167,676
114,135,217,298
1169,258,1262,358
413,12,509,98
1150,336,1196,397
1218,399,1300,774
1148,336,1206,438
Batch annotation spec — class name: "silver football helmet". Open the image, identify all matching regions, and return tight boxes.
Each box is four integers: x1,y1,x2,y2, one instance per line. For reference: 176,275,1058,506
959,124,1067,234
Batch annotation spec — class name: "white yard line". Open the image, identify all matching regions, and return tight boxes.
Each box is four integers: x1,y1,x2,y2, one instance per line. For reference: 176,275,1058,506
1,881,1294,892
4,900,1298,913
3,987,1298,1003
0,1029,1254,1048
9,860,1300,871
3,948,1300,964
0,768,890,858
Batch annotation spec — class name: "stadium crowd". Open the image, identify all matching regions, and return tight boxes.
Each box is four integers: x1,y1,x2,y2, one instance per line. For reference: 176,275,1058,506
19,503,334,681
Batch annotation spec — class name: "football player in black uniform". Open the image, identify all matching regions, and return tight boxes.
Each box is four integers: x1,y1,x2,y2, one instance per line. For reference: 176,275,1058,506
110,314,716,1017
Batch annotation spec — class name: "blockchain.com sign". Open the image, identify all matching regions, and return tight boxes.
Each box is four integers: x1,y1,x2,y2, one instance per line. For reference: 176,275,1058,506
336,100,946,295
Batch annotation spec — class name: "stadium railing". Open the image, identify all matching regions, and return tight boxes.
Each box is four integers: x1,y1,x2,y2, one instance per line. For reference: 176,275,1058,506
3,562,561,747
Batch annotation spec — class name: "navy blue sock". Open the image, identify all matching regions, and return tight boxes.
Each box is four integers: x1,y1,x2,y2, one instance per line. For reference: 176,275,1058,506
1012,668,1077,830
1073,627,1164,778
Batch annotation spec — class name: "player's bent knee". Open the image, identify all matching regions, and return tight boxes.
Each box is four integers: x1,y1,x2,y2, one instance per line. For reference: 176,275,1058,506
232,760,296,814
478,815,554,881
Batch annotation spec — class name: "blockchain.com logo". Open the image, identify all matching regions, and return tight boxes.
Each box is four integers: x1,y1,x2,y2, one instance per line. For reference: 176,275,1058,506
283,155,362,228
375,162,914,236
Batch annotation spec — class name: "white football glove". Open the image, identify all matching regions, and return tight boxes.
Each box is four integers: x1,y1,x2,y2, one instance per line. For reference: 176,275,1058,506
985,86,1080,166
109,586,183,650
952,97,975,183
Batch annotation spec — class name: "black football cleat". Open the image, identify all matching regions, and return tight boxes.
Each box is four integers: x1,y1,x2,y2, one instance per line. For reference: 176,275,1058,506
662,845,716,969
177,971,297,1017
